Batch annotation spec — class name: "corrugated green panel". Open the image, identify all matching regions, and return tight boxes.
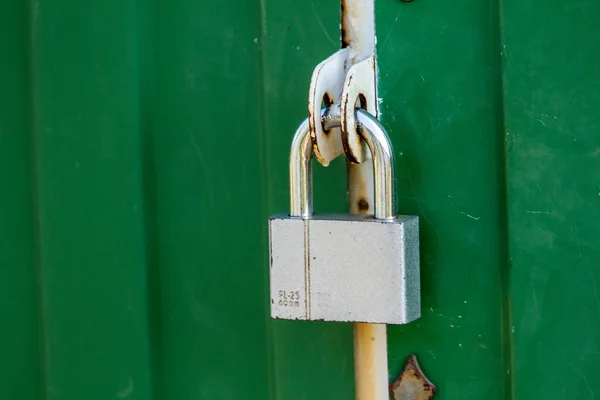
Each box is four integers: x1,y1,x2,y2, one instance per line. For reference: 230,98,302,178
3,0,600,398
30,1,153,398
377,0,510,397
502,0,600,398
21,0,272,398
152,0,270,398
0,2,42,399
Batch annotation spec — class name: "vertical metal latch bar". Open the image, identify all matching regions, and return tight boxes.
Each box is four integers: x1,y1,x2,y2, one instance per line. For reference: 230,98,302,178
341,2,388,399
308,0,388,398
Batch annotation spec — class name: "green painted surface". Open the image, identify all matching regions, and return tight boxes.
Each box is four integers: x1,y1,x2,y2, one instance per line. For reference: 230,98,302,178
31,2,153,399
0,2,41,399
503,1,600,398
0,0,599,398
152,0,270,398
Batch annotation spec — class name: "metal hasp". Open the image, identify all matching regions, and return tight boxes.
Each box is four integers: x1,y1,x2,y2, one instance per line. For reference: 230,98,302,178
269,107,420,324
308,0,378,166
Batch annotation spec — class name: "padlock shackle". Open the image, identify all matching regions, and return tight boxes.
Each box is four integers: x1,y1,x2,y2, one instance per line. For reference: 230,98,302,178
290,105,395,220
289,117,314,218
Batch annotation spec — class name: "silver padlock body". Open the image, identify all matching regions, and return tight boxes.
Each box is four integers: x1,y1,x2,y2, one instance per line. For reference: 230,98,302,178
269,213,420,324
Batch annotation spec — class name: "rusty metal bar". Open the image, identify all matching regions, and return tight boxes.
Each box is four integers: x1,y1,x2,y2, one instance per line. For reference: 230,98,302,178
341,1,389,398
340,0,389,398
307,0,388,396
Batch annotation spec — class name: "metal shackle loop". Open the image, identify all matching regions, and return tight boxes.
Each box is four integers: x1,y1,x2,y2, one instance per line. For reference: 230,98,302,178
290,105,395,220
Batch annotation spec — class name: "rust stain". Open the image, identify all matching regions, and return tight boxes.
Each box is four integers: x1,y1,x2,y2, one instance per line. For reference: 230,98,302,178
357,198,370,213
340,95,360,165
340,0,350,48
322,92,333,107
308,105,323,164
390,355,436,400
357,93,367,110
348,165,371,214
321,93,333,135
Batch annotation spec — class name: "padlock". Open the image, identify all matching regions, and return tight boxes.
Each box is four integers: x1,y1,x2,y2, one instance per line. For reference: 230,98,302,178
269,107,420,324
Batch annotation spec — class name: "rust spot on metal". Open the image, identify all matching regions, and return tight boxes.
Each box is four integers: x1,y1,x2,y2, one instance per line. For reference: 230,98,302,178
356,93,367,110
312,142,325,164
308,106,319,155
341,92,367,165
357,198,370,213
341,95,360,164
341,28,349,48
348,162,370,214
321,96,333,136
340,0,350,48
390,355,436,400
322,92,333,108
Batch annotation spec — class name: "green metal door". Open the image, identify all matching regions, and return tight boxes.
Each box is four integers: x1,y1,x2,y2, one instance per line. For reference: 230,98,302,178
1,0,599,398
